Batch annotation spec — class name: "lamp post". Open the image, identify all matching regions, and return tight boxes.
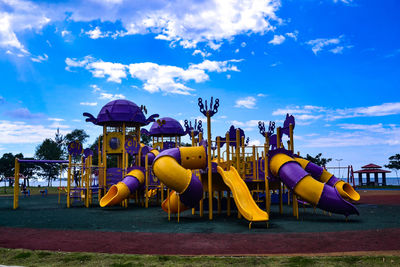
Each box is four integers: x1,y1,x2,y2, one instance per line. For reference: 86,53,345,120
336,159,343,178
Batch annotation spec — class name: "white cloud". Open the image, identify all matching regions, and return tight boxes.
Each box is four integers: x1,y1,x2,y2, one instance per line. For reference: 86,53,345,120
241,42,247,47
0,120,69,144
235,96,257,109
66,56,127,83
57,0,281,50
333,0,353,4
66,56,241,95
330,46,344,54
192,50,211,57
226,74,231,79
285,31,298,41
273,102,400,126
80,102,98,106
0,0,50,54
327,102,400,120
269,34,285,45
257,93,267,97
48,118,64,122
270,61,281,67
306,36,342,55
61,30,71,37
99,93,126,100
303,125,400,148
231,119,260,131
31,54,48,63
85,27,109,39
248,139,262,146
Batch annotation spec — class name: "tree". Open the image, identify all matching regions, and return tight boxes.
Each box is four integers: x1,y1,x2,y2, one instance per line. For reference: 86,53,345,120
141,133,152,146
385,154,400,178
64,129,89,145
19,157,38,187
35,138,64,186
305,153,332,167
0,153,17,187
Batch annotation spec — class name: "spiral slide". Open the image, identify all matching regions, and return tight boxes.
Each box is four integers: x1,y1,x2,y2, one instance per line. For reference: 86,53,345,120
270,153,359,216
293,157,360,201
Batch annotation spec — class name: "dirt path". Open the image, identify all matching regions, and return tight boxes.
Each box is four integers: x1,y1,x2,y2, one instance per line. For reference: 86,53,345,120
1,227,399,255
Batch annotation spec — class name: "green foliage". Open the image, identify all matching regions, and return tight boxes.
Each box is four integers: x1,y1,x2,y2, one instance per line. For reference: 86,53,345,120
305,153,332,166
64,129,89,145
0,152,33,187
35,138,64,186
141,133,151,146
385,154,400,177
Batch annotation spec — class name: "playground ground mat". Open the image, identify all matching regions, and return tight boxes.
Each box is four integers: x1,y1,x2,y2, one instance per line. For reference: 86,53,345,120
0,189,399,256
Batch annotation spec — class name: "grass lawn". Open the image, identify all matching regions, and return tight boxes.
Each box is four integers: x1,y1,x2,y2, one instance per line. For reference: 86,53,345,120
0,186,60,196
0,248,399,267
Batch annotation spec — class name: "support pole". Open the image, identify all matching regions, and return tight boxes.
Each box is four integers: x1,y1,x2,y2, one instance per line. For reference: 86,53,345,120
207,111,213,220
13,158,20,210
145,154,149,208
264,136,270,214
67,155,71,208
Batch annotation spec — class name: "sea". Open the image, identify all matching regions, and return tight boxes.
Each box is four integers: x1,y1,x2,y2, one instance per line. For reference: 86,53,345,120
7,176,400,187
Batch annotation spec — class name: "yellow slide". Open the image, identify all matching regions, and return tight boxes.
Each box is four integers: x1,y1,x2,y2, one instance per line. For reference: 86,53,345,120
217,166,269,222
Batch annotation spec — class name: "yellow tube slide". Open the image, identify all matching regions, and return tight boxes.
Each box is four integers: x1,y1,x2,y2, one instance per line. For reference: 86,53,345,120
99,169,144,207
294,157,360,201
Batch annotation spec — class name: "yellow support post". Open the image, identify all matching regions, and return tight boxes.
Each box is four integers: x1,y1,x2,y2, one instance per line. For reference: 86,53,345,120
289,123,294,152
235,129,240,173
264,139,270,214
216,136,221,164
252,145,256,179
145,154,149,208
277,127,281,149
225,132,230,167
85,157,90,208
206,111,213,220
102,126,107,194
58,165,62,204
241,136,245,177
279,182,283,214
67,155,71,208
168,188,171,221
13,158,20,210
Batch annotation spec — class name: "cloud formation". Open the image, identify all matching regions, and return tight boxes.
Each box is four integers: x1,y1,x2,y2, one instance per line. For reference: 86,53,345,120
66,57,241,95
235,96,257,109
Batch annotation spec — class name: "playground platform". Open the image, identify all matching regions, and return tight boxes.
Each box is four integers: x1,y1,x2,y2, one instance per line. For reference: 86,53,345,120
0,190,399,255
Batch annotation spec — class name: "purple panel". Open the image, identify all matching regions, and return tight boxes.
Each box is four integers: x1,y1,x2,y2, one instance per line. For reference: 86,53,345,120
140,148,157,166
154,147,181,164
305,161,324,180
326,175,341,187
278,161,308,190
179,172,204,207
83,148,93,158
317,185,359,216
121,175,141,193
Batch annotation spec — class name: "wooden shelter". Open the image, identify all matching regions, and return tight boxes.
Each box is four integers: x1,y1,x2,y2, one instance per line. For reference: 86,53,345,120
354,163,391,186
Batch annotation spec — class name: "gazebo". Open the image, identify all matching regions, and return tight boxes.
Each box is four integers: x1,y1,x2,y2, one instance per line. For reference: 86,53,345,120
354,163,391,186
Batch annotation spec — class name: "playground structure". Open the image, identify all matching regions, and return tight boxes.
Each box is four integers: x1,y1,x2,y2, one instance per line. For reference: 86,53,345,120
13,97,361,228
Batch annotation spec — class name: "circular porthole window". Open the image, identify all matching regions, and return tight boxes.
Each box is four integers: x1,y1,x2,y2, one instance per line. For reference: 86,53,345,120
109,137,121,150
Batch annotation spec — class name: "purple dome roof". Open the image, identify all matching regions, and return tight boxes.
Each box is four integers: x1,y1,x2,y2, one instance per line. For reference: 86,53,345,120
149,117,185,136
96,100,146,126
83,99,159,127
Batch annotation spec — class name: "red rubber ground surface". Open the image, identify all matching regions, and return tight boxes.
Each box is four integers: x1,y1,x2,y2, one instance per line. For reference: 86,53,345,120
0,227,399,255
1,190,399,255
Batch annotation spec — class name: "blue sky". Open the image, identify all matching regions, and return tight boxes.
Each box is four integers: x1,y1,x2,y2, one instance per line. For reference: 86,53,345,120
0,0,399,173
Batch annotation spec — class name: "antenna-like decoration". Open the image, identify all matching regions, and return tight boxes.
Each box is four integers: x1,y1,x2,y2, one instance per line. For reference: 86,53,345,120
198,97,219,117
